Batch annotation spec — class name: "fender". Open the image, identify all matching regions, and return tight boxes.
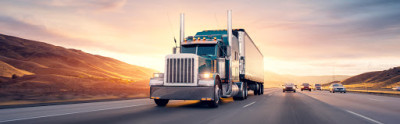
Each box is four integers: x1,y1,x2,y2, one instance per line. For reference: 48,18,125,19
198,73,220,87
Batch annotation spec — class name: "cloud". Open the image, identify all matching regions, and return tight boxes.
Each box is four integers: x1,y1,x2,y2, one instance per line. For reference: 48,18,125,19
0,15,134,54
33,0,127,12
0,15,56,40
254,1,400,62
1,0,400,75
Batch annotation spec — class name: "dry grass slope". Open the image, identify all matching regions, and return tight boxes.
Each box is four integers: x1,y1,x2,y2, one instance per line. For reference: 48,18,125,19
0,60,33,77
0,33,157,104
340,67,400,89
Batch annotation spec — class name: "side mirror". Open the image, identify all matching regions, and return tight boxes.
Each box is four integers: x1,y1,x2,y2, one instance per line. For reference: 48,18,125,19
173,47,180,54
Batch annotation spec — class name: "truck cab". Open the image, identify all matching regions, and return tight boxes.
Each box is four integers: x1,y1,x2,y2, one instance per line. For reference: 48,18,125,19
149,11,263,108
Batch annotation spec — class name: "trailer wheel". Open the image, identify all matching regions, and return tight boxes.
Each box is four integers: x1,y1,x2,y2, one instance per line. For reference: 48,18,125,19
261,84,264,94
244,82,248,99
208,79,221,108
154,99,169,107
254,83,259,95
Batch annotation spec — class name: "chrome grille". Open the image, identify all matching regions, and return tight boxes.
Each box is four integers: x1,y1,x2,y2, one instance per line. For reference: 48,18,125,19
166,58,194,83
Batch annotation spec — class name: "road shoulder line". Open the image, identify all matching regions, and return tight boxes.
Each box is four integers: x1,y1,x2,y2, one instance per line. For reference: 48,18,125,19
0,103,148,123
243,102,256,108
346,110,384,124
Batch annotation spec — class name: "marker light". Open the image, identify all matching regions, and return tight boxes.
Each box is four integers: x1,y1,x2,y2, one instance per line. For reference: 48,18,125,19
203,37,206,41
200,73,212,79
214,37,216,41
204,73,210,78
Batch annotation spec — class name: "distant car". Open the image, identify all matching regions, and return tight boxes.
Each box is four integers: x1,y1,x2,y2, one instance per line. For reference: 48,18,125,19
329,83,346,93
301,83,311,91
314,84,322,90
392,86,400,91
283,83,296,93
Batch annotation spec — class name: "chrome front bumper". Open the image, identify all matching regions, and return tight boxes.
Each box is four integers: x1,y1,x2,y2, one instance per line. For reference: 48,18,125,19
150,86,214,100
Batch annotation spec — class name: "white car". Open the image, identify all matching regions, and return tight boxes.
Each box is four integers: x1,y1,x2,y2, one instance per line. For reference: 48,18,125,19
282,83,296,93
393,86,400,91
329,83,346,93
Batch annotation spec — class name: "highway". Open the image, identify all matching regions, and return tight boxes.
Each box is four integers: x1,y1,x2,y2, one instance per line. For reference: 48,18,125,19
1,88,399,124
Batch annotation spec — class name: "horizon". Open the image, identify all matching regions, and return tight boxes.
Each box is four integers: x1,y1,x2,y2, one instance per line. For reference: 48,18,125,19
1,0,400,76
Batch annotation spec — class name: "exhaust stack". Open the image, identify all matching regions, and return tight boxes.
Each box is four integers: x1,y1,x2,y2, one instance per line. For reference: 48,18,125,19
227,10,232,51
180,13,185,43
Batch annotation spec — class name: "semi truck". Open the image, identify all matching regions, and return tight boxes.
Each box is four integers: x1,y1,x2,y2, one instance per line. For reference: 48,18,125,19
149,10,264,107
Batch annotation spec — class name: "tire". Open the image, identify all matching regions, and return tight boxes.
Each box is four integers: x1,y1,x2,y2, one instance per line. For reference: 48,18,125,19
261,84,264,94
233,83,246,100
154,99,169,106
208,79,221,108
244,82,248,99
283,90,285,92
293,90,296,93
309,89,311,91
254,84,259,95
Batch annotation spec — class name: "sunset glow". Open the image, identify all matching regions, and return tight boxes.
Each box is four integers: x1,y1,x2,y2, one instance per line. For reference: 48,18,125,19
1,0,400,76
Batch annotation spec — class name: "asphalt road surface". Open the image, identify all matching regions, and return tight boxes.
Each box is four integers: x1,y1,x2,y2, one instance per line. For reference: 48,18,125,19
1,88,399,124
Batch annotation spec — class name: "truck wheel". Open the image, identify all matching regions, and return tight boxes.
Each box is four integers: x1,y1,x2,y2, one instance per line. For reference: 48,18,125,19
261,84,264,94
208,80,221,108
254,84,260,95
154,99,169,106
244,82,248,99
234,82,246,100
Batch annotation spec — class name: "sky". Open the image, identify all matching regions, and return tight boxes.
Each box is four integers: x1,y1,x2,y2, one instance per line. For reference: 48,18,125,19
1,0,400,76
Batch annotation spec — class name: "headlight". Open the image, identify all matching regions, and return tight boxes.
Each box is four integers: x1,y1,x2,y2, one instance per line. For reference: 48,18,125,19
150,73,164,86
149,79,163,86
199,73,212,79
153,73,164,78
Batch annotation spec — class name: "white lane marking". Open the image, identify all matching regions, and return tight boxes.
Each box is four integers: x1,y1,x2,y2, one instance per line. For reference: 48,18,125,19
346,110,384,124
0,104,148,123
243,102,256,108
368,98,384,102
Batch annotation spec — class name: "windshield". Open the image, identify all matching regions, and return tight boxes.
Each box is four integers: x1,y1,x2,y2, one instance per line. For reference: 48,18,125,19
333,84,342,87
285,83,293,86
181,45,216,56
197,45,216,56
181,45,196,54
315,84,321,86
